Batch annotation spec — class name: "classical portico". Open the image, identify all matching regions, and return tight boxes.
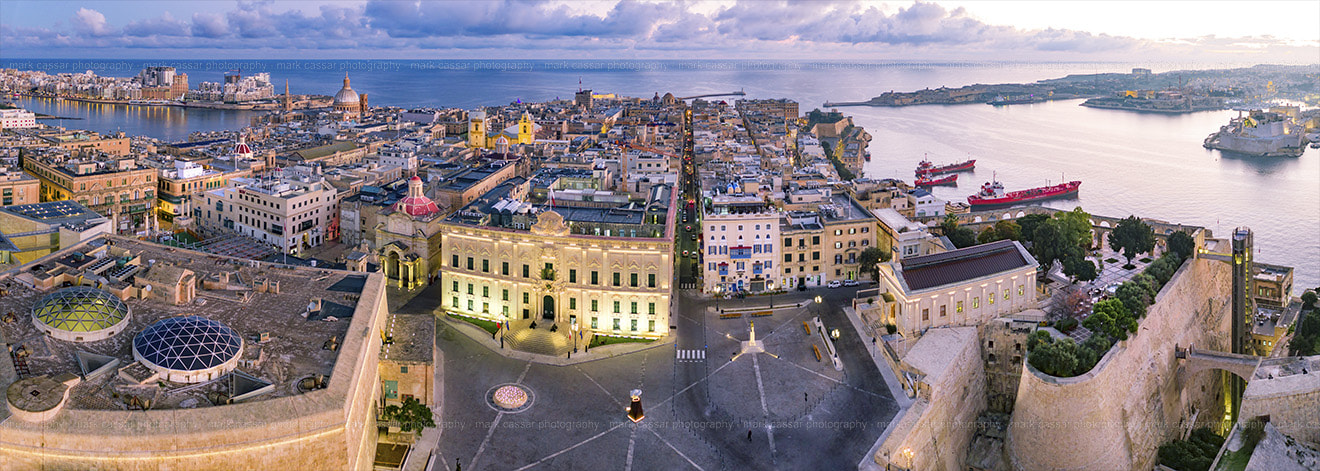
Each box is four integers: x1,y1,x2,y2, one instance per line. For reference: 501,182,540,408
374,176,444,290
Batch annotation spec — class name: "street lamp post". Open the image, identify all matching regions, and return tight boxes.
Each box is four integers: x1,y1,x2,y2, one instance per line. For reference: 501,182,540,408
571,321,579,353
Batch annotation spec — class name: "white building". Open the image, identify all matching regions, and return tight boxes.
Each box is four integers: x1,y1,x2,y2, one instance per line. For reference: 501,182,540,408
377,146,419,177
0,108,38,129
702,195,780,294
909,188,946,217
199,173,338,253
874,208,949,260
874,240,1038,338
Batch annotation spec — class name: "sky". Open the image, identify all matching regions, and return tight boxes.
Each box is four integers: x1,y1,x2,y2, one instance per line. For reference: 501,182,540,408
1,0,1317,63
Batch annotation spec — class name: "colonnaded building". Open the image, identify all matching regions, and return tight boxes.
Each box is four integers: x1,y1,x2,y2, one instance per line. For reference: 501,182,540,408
0,234,387,470
439,174,675,349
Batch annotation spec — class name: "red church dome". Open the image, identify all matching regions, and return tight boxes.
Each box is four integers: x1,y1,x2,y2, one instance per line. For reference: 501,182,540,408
393,176,439,217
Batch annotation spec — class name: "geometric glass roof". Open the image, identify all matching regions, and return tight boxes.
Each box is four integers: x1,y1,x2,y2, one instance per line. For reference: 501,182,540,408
32,286,130,333
133,316,242,372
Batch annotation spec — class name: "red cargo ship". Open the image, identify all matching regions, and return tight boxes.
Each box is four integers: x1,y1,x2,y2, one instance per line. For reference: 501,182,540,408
915,174,958,187
968,180,1081,207
915,158,976,176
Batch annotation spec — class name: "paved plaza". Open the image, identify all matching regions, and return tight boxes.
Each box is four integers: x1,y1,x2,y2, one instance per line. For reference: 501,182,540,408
404,284,900,470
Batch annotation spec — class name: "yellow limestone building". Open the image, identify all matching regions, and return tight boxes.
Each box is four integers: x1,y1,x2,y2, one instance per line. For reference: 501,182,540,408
468,111,538,149
439,179,675,341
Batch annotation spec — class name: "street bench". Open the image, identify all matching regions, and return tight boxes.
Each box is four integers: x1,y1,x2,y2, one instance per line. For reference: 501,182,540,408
748,311,772,318
719,312,742,319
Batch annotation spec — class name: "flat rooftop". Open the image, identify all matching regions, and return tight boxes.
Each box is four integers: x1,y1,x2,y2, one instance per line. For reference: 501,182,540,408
0,236,368,411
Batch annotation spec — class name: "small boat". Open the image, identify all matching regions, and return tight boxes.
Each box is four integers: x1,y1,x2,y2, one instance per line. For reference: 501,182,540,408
915,174,957,187
863,151,871,161
968,179,1081,207
916,157,976,176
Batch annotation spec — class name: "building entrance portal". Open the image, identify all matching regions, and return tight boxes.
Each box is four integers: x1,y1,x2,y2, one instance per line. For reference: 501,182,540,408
542,295,556,320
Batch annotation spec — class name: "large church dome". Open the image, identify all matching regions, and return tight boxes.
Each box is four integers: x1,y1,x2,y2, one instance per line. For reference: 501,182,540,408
333,75,359,106
393,176,440,218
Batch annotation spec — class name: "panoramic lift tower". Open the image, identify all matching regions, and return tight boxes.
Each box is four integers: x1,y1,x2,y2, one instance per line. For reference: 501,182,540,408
1199,227,1255,424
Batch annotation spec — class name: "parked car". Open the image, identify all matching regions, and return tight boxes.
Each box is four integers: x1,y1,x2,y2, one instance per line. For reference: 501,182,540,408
843,279,860,287
827,280,842,288
691,234,698,241
682,250,689,257
690,252,699,259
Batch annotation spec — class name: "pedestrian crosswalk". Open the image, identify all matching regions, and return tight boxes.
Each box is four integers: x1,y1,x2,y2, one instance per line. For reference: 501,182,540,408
676,349,706,362
678,282,699,290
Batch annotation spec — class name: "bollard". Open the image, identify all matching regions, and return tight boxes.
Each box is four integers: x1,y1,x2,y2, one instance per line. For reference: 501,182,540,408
812,344,822,362
802,321,811,335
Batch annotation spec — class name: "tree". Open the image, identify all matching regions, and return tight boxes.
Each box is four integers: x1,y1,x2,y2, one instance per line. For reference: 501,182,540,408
993,220,1022,241
383,397,435,433
858,247,888,281
1016,214,1051,244
1090,298,1136,340
1108,215,1156,265
1031,219,1065,268
1056,207,1094,249
1029,337,1079,377
1167,231,1196,260
1116,280,1157,318
1062,249,1097,283
977,226,1000,245
940,214,977,248
1301,290,1317,311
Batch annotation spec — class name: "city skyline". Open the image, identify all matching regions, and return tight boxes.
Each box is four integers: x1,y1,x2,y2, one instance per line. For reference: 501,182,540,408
1,1,1317,62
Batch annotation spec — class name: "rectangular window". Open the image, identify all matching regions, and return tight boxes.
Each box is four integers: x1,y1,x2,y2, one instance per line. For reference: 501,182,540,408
922,308,929,321
482,286,489,298
467,284,473,295
812,236,820,245
591,299,599,312
648,302,656,315
400,366,408,374
467,299,473,311
482,302,489,313
957,301,964,312
613,301,621,313
451,255,458,267
482,259,489,273
812,251,820,260
591,271,599,285
784,237,792,246
503,306,509,316
591,317,598,329
1018,285,1025,296
973,297,980,309
648,274,656,288
1004,289,1010,300
523,264,530,278
649,320,655,332
452,281,459,292
785,254,792,263
524,292,530,303
502,289,509,301
570,298,577,310
452,297,458,308
466,257,473,270
613,318,621,330
631,302,638,314
630,273,638,287
988,294,995,304
613,272,621,286
570,269,577,283
502,262,509,276
940,305,946,317
631,319,638,331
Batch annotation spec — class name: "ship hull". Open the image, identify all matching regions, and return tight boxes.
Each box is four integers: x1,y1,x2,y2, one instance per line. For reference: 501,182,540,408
916,159,976,176
915,174,957,187
968,181,1081,208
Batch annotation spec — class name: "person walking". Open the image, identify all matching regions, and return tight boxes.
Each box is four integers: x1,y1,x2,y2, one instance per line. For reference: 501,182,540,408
747,429,752,441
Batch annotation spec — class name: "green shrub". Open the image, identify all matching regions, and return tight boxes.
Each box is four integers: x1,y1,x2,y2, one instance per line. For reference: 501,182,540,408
884,323,897,335
1055,317,1078,332
1139,257,1153,263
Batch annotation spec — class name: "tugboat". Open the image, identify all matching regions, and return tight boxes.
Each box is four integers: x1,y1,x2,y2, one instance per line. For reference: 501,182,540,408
915,156,976,176
915,174,958,187
968,179,1081,208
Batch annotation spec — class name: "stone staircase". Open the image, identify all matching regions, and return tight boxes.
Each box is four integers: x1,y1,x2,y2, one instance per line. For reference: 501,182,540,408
505,321,573,357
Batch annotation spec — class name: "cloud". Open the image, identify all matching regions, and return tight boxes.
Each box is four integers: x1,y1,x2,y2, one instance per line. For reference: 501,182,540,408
72,8,114,37
0,1,1312,62
124,12,188,37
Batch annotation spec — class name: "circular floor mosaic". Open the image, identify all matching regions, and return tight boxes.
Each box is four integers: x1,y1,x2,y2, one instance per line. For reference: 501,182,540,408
486,383,535,413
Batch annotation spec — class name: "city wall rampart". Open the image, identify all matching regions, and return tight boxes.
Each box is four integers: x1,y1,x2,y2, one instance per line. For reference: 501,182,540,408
1240,356,1320,445
1008,257,1232,470
874,327,986,470
0,274,387,471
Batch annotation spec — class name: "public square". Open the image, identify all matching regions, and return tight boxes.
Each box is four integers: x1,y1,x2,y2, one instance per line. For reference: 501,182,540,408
399,284,900,470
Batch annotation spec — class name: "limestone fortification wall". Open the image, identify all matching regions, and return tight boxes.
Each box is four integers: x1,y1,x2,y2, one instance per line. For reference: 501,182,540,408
1008,258,1232,470
0,273,388,471
874,327,987,470
1240,356,1320,445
